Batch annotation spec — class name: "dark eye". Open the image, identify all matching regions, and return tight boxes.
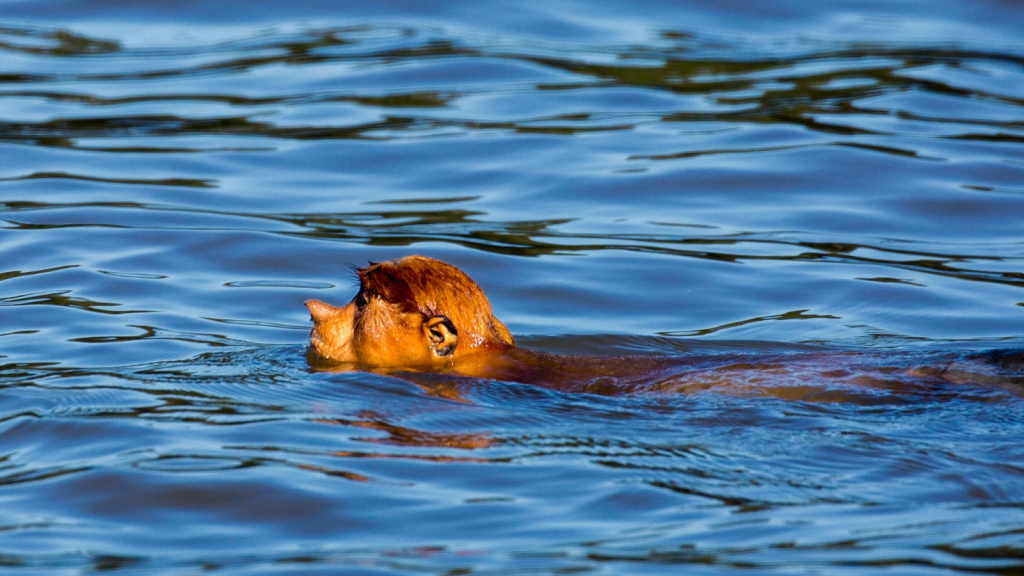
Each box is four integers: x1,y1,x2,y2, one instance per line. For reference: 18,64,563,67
355,292,367,308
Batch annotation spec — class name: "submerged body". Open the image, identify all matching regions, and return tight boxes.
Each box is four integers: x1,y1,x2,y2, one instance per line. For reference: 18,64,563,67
305,255,692,391
306,255,1023,397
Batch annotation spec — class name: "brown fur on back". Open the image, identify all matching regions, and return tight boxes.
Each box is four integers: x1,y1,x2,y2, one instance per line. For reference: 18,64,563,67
358,256,514,348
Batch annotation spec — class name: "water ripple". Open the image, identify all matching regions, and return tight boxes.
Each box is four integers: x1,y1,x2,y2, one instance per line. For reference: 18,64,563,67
1,4,1024,575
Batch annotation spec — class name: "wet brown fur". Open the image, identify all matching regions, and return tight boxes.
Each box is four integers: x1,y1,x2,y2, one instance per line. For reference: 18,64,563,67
306,255,985,399
306,256,518,372
357,256,513,349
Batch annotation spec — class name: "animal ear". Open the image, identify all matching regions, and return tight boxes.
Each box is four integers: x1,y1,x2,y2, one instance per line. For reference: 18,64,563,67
424,315,458,357
306,299,339,323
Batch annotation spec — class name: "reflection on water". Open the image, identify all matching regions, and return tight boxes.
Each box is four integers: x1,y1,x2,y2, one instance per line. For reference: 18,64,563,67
1,0,1024,573
2,24,1023,148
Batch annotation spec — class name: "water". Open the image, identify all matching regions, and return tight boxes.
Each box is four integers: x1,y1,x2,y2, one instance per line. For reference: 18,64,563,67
2,0,1024,573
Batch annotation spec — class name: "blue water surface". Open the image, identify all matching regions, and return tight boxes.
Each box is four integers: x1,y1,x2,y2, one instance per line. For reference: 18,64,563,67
2,0,1024,573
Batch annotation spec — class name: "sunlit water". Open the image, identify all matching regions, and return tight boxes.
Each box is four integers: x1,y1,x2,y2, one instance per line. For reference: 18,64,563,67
2,0,1024,573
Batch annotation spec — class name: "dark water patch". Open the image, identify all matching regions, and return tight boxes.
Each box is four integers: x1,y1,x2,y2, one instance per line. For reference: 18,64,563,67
97,269,167,280
224,280,333,289
368,195,480,205
0,264,78,283
0,289,150,315
661,309,842,337
0,170,216,188
0,25,119,56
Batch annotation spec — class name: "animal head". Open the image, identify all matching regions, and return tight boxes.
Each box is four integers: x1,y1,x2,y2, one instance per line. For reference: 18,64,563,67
306,255,514,368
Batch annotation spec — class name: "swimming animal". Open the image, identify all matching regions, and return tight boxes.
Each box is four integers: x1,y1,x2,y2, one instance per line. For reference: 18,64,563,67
306,255,1023,398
